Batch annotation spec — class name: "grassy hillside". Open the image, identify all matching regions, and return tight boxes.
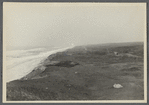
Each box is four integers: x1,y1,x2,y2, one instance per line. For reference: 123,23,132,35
7,42,144,100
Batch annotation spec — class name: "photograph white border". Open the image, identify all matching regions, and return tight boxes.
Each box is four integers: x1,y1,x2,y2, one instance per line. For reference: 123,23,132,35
2,2,147,103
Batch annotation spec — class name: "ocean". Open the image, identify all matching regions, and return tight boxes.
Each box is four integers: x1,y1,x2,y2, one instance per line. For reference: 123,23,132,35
5,46,74,82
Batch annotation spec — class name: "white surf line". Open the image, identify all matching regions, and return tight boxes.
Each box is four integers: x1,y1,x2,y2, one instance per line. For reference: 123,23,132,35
6,46,75,82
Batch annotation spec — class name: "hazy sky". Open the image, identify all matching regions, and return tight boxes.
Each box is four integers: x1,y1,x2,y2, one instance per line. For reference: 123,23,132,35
4,3,146,48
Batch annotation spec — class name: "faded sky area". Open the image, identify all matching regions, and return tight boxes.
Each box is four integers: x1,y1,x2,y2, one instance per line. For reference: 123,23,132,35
3,3,146,48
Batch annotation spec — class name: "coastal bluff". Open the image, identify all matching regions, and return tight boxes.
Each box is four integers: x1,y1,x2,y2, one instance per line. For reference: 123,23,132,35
7,42,144,100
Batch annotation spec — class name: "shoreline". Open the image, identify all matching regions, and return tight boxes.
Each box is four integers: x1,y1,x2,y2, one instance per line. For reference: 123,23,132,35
6,46,74,83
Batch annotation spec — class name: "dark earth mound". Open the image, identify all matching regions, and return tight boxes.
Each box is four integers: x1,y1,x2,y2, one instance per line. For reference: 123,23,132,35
46,61,79,68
